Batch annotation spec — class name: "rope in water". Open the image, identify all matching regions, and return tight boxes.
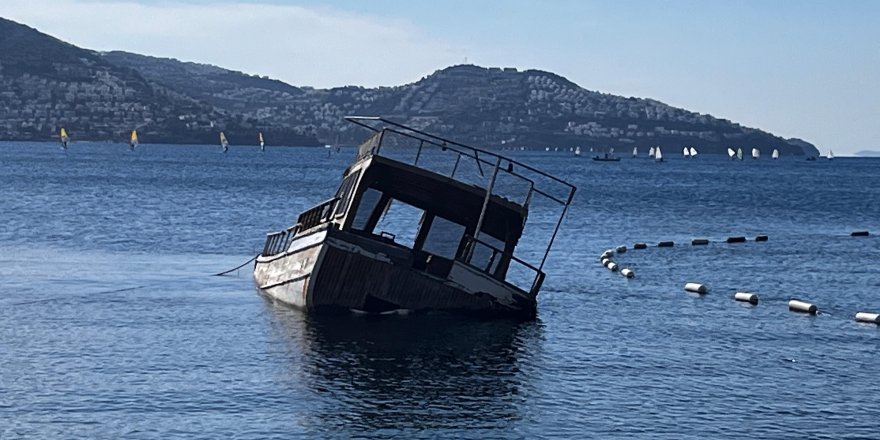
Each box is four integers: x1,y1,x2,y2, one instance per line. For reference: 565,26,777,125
213,254,258,276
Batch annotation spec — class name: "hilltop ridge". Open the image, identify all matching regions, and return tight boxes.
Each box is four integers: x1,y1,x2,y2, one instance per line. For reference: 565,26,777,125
0,17,817,155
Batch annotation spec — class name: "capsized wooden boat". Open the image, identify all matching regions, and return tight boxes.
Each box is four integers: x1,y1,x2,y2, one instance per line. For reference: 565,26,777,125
253,116,576,318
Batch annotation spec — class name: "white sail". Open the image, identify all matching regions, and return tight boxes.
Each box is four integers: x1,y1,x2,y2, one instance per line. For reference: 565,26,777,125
737,148,743,160
828,150,834,160
772,149,779,159
574,146,581,156
727,147,735,159
259,132,265,151
648,146,655,158
683,146,690,157
655,147,663,161
752,148,760,159
633,147,638,157
689,146,698,157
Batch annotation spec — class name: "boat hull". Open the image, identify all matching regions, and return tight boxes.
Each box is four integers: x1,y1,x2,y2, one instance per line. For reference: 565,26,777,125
254,228,536,318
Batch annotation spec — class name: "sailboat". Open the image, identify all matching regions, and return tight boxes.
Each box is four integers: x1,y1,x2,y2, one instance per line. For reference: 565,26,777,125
772,149,779,160
648,146,656,159
655,147,664,162
736,148,744,160
632,146,638,158
727,147,735,160
689,146,698,157
752,148,760,159
220,132,229,153
60,128,69,150
682,146,690,158
129,130,138,151
828,150,834,160
574,146,581,156
259,132,265,152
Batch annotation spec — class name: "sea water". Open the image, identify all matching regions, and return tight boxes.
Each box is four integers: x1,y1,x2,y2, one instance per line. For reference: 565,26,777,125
1,143,878,438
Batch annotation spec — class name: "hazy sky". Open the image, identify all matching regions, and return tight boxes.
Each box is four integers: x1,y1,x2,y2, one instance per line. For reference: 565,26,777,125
4,0,879,154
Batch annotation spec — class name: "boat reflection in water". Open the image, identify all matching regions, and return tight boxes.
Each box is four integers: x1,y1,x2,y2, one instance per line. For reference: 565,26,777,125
263,299,544,436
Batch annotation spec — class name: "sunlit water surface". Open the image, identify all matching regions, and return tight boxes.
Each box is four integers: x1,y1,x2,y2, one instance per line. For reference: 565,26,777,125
1,142,878,438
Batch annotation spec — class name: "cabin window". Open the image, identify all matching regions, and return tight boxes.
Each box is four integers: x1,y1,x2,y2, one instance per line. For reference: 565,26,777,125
373,199,425,249
351,188,383,230
469,234,506,274
421,216,465,259
333,170,361,217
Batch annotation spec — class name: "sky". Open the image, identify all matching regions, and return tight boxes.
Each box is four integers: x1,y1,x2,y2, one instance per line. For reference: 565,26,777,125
3,0,879,154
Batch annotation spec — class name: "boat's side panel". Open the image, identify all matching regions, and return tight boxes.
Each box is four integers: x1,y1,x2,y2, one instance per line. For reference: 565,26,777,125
446,262,528,309
309,236,531,314
253,231,327,309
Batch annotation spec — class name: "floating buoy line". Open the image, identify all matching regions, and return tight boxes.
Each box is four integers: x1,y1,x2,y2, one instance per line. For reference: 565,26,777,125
596,230,878,326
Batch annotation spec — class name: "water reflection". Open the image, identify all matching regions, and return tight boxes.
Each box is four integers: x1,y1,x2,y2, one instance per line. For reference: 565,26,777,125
264,301,543,436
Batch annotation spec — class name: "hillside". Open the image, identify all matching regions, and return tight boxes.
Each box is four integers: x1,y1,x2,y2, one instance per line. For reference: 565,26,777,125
1,17,817,155
0,18,319,145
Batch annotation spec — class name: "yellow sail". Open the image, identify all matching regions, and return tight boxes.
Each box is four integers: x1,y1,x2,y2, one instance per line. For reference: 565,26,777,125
220,132,228,144
131,130,138,143
60,128,68,141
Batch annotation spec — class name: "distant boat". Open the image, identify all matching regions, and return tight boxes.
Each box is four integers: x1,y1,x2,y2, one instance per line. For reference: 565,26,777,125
689,146,698,157
129,130,138,151
727,147,735,159
828,150,834,160
683,146,690,158
648,146,656,159
772,149,779,160
220,132,229,153
752,148,760,159
632,146,638,158
60,128,69,150
655,147,664,162
592,147,620,162
574,146,581,156
736,148,744,160
259,132,265,152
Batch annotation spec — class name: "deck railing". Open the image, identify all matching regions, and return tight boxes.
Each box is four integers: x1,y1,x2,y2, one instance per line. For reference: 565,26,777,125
345,116,576,276
459,235,545,295
262,225,299,257
296,197,340,231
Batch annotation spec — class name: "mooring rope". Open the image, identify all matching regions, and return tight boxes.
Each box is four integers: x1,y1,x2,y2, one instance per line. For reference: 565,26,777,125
213,254,258,276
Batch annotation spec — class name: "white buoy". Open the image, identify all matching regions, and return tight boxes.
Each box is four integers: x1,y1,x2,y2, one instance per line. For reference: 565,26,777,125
615,245,627,254
789,299,818,314
600,257,611,267
605,261,619,272
734,292,759,305
620,268,634,278
600,250,614,260
684,283,709,294
855,312,880,324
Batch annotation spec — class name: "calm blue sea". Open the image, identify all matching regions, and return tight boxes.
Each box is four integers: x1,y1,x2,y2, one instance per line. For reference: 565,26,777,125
1,142,879,439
